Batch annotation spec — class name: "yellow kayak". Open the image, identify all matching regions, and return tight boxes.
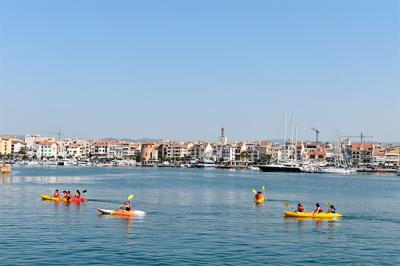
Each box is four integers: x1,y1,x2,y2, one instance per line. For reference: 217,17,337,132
283,211,342,218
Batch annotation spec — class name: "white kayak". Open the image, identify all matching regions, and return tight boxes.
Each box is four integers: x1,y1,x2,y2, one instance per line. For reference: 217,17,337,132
97,208,146,217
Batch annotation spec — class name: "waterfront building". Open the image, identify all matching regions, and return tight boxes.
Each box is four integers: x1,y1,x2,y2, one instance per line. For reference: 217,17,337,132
90,141,110,160
214,143,236,162
351,143,374,165
11,139,24,154
0,136,13,156
304,150,326,161
122,142,140,160
24,135,53,149
36,140,58,159
66,140,89,159
107,141,124,159
140,142,159,161
384,146,400,167
158,141,191,161
188,142,213,161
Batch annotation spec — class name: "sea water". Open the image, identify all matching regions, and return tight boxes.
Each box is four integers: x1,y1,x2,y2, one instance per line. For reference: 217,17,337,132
0,167,399,265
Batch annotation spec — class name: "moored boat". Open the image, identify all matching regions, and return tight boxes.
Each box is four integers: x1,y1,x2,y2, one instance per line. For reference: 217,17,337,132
259,163,303,173
320,167,356,174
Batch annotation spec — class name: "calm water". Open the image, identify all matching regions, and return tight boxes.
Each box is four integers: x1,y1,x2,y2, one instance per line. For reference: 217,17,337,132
0,167,399,265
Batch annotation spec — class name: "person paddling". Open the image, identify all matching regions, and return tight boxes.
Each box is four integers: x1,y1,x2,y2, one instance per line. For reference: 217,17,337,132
53,189,60,198
329,204,336,213
313,203,324,214
66,190,73,202
74,190,81,199
120,195,134,211
62,191,67,198
255,191,264,202
120,200,132,211
296,203,305,213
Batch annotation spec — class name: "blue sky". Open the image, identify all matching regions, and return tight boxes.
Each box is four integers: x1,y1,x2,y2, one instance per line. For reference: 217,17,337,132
0,0,399,142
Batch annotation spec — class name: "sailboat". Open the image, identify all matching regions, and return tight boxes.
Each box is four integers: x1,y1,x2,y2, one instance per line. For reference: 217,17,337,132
259,113,303,173
320,132,355,174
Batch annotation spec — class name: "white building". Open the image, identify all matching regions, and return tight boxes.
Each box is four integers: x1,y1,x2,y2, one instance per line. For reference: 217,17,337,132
36,140,58,159
189,142,213,161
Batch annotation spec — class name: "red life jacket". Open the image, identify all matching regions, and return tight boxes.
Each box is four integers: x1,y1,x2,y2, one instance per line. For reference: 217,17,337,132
298,206,304,212
317,207,323,213
54,192,60,198
255,193,263,200
75,194,81,199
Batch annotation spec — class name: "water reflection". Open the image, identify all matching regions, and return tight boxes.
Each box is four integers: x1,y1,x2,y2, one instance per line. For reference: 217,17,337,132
97,214,134,231
284,217,340,232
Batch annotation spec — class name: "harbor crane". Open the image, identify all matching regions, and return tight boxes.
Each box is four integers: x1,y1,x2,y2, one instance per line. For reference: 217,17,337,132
311,127,320,143
343,132,373,143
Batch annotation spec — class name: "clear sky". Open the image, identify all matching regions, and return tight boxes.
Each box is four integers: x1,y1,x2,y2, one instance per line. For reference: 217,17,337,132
0,0,399,142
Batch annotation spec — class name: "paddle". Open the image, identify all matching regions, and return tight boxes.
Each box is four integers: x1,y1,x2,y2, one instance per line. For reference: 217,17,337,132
128,194,134,201
252,189,257,194
284,200,291,209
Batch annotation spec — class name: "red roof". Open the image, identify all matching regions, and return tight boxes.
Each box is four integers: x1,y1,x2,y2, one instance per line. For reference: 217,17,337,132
352,143,373,149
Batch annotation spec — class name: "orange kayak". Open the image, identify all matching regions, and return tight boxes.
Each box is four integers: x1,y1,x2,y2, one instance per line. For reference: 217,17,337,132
41,194,88,203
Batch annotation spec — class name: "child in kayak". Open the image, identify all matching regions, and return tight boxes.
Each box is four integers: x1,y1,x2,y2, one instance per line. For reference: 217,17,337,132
329,204,336,213
255,191,265,202
53,189,60,198
62,191,68,198
313,203,324,214
296,203,305,213
74,190,81,199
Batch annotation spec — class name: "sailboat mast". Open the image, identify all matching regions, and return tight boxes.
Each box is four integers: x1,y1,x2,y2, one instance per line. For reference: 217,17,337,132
284,112,287,161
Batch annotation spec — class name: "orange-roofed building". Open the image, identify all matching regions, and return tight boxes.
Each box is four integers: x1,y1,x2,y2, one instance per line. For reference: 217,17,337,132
304,150,327,161
351,143,374,165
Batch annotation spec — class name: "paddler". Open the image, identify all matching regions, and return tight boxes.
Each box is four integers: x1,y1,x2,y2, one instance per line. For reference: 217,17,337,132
62,191,68,198
120,200,132,211
255,191,265,202
53,189,60,198
66,190,73,201
296,203,305,213
313,203,324,214
328,204,336,213
74,190,81,199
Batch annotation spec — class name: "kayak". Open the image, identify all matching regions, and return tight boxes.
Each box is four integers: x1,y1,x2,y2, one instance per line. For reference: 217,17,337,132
41,194,88,203
97,208,146,217
283,211,342,218
254,198,266,203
